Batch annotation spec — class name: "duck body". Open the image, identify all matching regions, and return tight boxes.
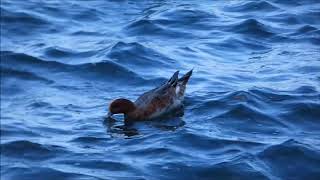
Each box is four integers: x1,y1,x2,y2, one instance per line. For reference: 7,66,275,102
108,70,192,122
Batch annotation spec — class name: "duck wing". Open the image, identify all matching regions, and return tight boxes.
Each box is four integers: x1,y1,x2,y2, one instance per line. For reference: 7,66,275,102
134,71,179,107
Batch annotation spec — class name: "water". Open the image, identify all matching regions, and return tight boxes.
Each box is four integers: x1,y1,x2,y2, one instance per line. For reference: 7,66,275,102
1,0,320,179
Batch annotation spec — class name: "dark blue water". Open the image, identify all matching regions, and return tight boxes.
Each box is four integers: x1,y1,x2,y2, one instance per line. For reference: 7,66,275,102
1,0,320,179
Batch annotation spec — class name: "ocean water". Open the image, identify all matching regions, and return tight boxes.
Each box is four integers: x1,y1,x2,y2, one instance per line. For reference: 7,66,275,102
1,0,320,179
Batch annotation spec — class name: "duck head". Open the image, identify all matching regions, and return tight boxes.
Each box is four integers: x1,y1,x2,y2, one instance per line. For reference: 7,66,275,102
108,98,136,118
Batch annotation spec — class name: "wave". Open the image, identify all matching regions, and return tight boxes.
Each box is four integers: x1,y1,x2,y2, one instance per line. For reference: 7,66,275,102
213,103,287,130
269,0,302,6
43,46,95,59
294,86,319,94
227,19,275,38
124,18,194,38
0,7,54,36
197,161,269,179
69,8,103,22
190,88,320,134
107,41,176,69
293,25,318,35
150,7,216,30
289,25,320,45
224,1,279,12
280,102,320,125
259,139,320,179
265,12,301,25
266,10,320,27
56,159,132,171
1,51,71,70
1,51,145,83
299,11,320,25
1,140,66,160
27,100,55,110
71,30,104,36
249,88,315,102
2,167,102,180
1,7,49,26
203,37,270,52
192,90,266,114
0,124,40,138
173,132,264,151
70,136,108,144
156,7,215,21
147,156,269,180
1,66,54,83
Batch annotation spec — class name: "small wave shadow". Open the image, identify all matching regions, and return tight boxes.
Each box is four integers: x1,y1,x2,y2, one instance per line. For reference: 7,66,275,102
102,115,186,138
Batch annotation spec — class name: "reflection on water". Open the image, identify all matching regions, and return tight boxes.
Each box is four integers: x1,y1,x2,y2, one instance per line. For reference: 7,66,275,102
103,115,186,138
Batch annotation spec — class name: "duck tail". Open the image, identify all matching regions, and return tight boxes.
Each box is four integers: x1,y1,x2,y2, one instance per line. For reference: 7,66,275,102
176,69,193,98
168,70,179,87
178,69,193,85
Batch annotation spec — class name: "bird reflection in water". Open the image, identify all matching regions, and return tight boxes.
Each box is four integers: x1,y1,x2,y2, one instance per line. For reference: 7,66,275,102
103,116,140,138
103,115,186,138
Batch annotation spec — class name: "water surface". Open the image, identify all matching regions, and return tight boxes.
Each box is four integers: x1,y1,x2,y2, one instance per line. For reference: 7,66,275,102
1,0,320,179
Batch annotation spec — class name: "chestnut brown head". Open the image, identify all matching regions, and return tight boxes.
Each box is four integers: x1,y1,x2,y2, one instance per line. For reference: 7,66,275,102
108,98,136,117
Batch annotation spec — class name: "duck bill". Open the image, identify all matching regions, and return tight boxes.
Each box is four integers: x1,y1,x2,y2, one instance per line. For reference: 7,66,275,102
107,112,113,118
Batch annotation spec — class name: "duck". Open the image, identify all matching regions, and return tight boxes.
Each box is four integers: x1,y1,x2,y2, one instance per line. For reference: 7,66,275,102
107,69,193,123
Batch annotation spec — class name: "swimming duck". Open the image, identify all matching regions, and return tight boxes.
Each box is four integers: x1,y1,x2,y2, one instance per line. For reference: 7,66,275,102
108,70,193,123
